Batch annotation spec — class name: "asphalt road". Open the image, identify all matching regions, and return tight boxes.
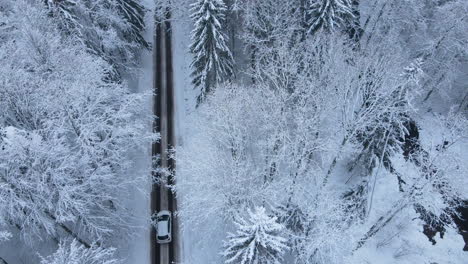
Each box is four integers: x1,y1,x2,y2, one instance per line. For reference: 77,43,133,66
151,12,179,264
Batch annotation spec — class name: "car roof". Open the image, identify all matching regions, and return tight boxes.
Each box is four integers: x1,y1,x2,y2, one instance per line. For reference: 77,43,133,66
157,219,169,236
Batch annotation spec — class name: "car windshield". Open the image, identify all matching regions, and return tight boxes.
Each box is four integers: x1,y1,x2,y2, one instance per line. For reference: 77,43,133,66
157,235,168,240
158,215,169,221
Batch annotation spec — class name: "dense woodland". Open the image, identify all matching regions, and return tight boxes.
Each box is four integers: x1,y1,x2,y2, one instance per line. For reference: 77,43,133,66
179,0,468,263
0,0,152,263
0,0,467,263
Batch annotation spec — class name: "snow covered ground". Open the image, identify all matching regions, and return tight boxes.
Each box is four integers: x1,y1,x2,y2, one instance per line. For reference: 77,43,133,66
171,6,198,264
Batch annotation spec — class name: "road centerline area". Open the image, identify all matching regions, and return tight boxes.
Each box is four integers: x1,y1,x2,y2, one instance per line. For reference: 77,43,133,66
151,12,179,264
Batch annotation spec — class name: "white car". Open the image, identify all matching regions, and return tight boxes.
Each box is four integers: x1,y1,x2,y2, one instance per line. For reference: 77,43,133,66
155,210,172,243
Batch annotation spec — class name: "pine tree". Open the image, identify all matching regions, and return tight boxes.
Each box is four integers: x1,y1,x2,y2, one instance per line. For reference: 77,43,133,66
189,0,234,104
307,0,355,34
223,207,288,264
116,0,149,49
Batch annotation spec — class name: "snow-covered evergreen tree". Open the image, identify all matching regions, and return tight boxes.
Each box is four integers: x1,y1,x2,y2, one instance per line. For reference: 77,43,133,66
45,0,149,77
223,207,288,264
189,0,234,104
307,0,354,34
40,240,120,264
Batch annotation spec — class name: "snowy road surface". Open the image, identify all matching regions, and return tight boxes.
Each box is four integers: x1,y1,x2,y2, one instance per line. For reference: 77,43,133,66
151,12,180,264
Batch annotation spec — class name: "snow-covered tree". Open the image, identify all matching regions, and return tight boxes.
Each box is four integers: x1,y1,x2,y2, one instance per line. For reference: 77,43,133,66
0,0,154,244
189,0,234,104
307,0,355,34
242,0,303,77
0,231,11,243
45,0,149,77
40,240,120,264
223,207,288,264
176,76,328,260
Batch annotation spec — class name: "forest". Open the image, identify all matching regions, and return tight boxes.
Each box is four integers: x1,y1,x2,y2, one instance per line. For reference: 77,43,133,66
178,0,468,263
0,0,467,263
